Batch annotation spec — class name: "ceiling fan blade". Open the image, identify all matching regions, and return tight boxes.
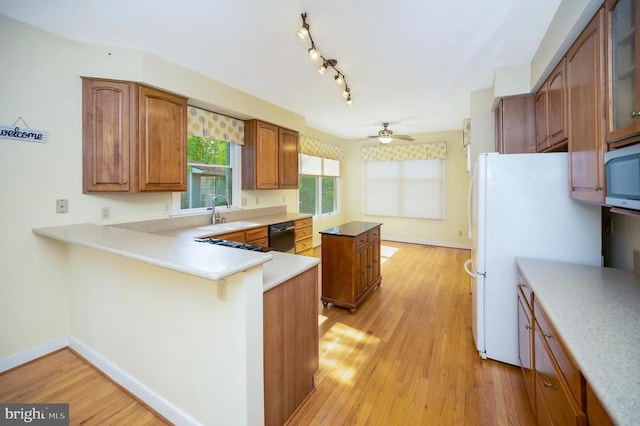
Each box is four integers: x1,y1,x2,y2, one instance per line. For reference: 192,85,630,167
395,135,415,141
366,135,379,139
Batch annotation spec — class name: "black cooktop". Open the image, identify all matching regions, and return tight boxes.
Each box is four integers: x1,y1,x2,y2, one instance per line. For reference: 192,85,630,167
195,238,266,252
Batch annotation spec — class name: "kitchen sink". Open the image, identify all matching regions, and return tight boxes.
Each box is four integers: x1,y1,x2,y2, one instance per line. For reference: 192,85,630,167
197,221,262,232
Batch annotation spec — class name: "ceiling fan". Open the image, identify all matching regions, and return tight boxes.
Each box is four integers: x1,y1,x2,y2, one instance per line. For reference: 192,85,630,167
367,123,415,144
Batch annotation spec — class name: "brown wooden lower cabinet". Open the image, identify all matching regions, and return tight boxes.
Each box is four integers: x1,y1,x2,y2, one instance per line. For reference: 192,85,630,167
320,222,382,313
263,266,319,426
518,266,614,425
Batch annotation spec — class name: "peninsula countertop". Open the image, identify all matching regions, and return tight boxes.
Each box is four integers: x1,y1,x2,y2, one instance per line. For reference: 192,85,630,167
516,257,640,425
32,222,319,291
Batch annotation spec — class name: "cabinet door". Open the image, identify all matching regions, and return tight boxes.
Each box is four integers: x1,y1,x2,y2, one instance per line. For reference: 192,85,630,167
496,95,536,154
82,79,134,192
567,8,606,203
138,86,187,192
606,0,640,145
256,122,279,189
354,245,367,300
518,294,535,407
535,87,549,151
547,58,569,147
278,128,299,189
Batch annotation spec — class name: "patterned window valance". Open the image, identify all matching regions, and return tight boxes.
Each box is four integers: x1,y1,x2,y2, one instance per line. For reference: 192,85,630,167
361,142,447,162
300,135,344,161
187,106,244,145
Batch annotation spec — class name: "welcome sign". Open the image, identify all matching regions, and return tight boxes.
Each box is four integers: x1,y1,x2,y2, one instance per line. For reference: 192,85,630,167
0,125,48,143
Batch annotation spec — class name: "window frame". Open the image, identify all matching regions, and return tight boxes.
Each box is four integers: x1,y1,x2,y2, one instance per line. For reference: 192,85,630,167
298,175,339,218
171,142,242,216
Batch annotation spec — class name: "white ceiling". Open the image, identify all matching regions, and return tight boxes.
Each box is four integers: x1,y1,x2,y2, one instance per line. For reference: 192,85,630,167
0,0,561,140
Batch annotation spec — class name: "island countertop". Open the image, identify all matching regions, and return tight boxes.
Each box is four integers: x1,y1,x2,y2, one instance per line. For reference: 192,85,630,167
516,257,640,425
319,221,382,237
32,223,319,290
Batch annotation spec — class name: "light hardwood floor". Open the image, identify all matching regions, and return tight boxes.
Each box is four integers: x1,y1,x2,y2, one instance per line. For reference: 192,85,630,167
0,348,168,425
0,242,534,425
289,241,535,425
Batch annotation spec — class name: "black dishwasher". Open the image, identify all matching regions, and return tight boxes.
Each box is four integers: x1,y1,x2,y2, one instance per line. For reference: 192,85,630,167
269,221,295,253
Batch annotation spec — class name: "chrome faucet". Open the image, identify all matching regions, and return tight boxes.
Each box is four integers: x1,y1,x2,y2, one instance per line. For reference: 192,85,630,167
211,194,230,224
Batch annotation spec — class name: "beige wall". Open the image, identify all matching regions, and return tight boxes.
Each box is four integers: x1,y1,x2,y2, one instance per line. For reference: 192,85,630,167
0,15,305,360
343,130,471,249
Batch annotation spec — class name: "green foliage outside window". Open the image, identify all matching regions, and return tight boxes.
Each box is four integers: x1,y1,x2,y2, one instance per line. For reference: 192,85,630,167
181,136,232,209
299,175,336,216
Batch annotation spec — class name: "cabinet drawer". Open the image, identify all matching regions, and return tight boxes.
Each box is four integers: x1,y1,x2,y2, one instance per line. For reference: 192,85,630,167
249,237,268,248
534,327,586,426
295,237,313,253
368,227,380,240
355,233,368,247
245,226,268,241
534,299,581,402
295,226,313,241
296,217,312,229
517,272,533,310
216,231,246,243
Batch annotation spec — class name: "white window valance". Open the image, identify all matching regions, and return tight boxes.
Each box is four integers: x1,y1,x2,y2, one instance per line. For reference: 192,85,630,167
187,106,244,145
300,135,344,161
361,142,447,162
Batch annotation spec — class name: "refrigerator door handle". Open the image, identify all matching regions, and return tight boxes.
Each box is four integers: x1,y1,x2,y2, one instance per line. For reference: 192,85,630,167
467,177,473,239
463,259,476,278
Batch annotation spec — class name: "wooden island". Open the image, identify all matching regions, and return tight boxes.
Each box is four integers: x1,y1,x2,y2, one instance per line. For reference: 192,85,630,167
320,222,382,313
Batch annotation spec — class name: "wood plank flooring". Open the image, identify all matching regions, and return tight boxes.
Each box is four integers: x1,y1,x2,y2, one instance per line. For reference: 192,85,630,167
0,242,534,425
0,348,169,425
289,241,535,425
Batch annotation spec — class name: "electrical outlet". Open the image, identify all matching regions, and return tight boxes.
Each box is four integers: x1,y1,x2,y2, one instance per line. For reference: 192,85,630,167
101,207,110,220
458,230,463,237
163,203,170,214
217,280,227,301
56,199,68,214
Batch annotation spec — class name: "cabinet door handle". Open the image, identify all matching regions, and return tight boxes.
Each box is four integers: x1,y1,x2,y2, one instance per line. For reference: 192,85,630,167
631,111,639,118
525,324,532,330
122,180,128,184
542,331,553,339
542,381,555,388
595,186,603,191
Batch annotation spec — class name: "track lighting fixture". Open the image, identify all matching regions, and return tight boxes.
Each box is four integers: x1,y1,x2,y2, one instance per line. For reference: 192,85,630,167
296,12,353,106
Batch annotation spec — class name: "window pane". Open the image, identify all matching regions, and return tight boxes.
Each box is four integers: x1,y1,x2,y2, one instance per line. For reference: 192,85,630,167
321,177,336,214
299,175,317,215
182,136,232,209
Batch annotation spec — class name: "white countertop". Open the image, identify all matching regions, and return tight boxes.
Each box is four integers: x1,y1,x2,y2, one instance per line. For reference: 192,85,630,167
32,220,319,290
516,258,640,425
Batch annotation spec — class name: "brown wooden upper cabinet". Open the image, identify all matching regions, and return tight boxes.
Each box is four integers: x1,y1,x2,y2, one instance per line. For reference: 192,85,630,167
495,94,536,154
567,8,607,204
606,0,640,147
82,77,187,193
242,120,299,190
535,58,569,152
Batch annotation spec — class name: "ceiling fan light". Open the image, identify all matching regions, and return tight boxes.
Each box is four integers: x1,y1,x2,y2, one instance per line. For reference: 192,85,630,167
378,136,393,144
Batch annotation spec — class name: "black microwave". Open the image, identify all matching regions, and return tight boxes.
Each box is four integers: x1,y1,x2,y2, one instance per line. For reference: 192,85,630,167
605,143,640,211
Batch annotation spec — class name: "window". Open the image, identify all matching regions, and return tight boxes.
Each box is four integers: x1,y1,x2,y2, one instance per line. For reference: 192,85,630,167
172,135,240,214
363,159,446,219
299,154,339,216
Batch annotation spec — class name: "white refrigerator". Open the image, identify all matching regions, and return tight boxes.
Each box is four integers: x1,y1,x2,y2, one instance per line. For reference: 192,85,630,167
464,152,602,366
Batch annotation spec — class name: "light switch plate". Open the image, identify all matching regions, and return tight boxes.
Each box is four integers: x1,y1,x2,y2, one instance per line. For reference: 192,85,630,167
56,199,68,214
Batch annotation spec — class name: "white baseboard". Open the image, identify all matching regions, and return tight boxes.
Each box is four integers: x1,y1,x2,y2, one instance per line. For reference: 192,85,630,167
68,337,200,426
382,236,472,250
0,336,69,373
